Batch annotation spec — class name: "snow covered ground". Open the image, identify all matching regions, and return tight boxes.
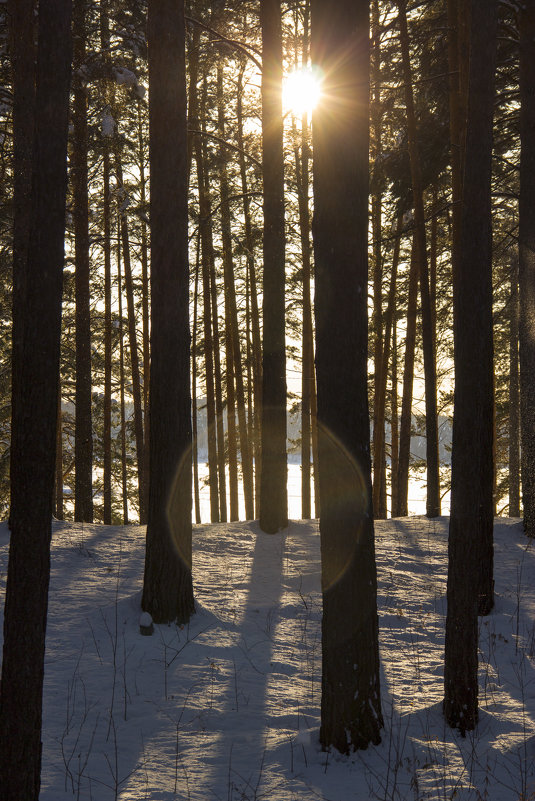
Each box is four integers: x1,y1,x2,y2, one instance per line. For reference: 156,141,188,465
0,514,533,800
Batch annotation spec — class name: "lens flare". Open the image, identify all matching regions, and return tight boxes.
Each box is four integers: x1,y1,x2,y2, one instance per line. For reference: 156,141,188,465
283,65,324,117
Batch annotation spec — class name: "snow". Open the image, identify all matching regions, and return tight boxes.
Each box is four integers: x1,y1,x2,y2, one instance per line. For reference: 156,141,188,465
0,515,534,800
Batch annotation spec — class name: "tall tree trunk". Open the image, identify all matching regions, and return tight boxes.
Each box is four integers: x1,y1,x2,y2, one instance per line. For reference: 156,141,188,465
217,66,254,520
237,64,262,514
117,222,129,524
312,0,383,752
259,0,288,533
397,0,440,518
192,236,202,524
137,99,151,525
373,215,402,517
371,0,387,519
73,0,93,523
395,233,418,517
55,385,64,520
444,0,497,732
8,0,36,527
207,184,227,523
0,1,72,795
100,0,112,524
142,0,195,624
519,3,535,537
115,158,146,522
390,319,399,515
102,147,113,523
509,258,520,518
194,131,220,522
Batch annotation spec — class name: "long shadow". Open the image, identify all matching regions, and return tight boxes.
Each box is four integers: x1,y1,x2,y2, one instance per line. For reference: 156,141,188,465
196,520,288,800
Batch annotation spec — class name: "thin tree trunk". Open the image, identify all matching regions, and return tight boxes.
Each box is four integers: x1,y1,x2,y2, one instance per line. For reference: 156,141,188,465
373,214,402,517
115,157,146,522
192,235,202,524
397,0,440,518
259,0,288,533
509,258,520,518
209,251,227,524
217,66,254,520
73,0,93,523
237,64,262,515
117,221,129,524
371,0,386,519
102,148,113,523
395,233,418,517
193,87,220,521
390,320,399,515
55,385,64,520
137,99,151,524
519,3,535,537
100,0,112,524
8,0,36,527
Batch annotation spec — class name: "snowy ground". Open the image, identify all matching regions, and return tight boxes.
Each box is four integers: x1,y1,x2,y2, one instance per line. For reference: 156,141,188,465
0,515,533,801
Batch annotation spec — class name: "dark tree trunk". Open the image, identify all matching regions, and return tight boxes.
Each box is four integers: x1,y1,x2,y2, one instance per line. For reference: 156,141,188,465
259,0,288,533
142,0,194,624
519,3,535,537
137,100,151,517
217,66,255,520
444,0,497,733
311,0,383,752
117,227,129,524
509,258,520,518
100,0,112,524
193,81,219,522
115,157,146,522
373,214,402,518
390,320,399,514
55,385,64,520
192,236,202,524
0,0,72,796
73,0,93,523
237,65,262,514
397,0,440,518
8,0,36,528
395,233,418,517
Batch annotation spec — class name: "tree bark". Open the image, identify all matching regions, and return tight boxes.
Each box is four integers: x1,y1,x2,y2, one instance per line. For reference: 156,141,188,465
509,257,520,518
237,64,262,515
0,1,72,795
217,66,255,520
115,157,146,522
312,0,383,752
519,2,535,537
395,233,418,517
397,0,440,518
8,0,36,527
444,0,497,733
142,0,195,624
73,0,94,523
259,0,288,533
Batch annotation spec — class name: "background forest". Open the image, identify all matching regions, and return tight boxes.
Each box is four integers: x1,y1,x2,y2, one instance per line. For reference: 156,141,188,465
0,0,523,527
1,0,534,799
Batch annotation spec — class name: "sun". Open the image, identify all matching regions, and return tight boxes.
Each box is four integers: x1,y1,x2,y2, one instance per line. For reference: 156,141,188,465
283,66,323,118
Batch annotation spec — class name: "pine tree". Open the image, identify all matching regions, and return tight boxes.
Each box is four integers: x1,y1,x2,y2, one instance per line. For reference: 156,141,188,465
0,0,73,794
312,0,383,752
142,0,195,624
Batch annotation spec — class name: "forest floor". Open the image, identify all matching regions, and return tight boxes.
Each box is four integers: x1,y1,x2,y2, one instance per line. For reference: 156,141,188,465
0,514,534,800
